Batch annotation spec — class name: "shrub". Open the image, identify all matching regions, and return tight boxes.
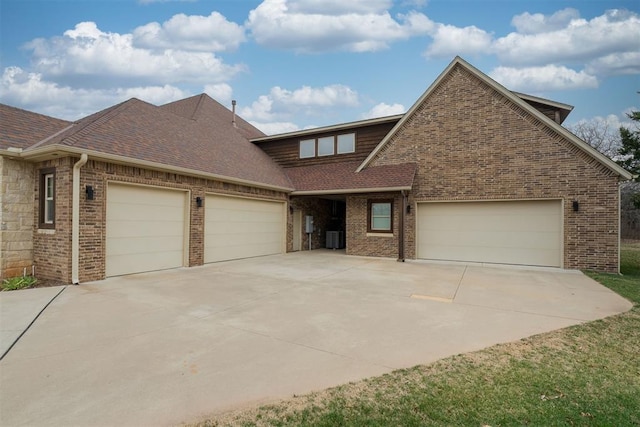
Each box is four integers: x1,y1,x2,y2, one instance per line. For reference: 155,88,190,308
1,276,37,291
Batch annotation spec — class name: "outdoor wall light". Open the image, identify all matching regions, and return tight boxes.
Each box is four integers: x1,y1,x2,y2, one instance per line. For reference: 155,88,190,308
572,200,579,212
406,205,411,214
289,205,294,215
196,196,203,208
85,185,94,200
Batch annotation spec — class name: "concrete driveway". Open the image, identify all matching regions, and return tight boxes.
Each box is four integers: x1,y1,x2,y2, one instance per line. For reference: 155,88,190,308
0,251,631,426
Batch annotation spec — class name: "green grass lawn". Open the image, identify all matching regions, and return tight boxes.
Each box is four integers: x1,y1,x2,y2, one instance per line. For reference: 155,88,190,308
196,245,640,427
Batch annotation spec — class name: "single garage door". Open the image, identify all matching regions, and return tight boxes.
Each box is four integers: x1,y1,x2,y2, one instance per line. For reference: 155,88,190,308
106,183,187,277
205,195,285,263
417,200,562,267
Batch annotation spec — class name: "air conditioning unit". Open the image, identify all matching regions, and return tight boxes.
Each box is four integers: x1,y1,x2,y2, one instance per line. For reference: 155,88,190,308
326,231,344,249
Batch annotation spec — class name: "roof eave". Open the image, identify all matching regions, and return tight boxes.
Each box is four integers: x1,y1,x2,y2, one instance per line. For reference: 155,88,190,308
250,114,404,143
16,145,295,192
292,186,412,196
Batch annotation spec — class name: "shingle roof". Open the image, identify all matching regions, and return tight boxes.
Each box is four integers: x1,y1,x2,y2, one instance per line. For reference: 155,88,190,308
0,104,71,150
33,95,293,190
286,161,417,194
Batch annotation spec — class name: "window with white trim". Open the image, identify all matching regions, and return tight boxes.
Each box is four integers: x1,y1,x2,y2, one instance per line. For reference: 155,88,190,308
317,136,335,156
298,132,356,158
300,139,316,158
337,133,355,154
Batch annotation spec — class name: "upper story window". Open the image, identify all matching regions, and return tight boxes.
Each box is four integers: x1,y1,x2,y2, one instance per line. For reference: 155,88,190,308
337,133,355,154
317,136,334,156
300,139,316,158
299,132,356,158
39,168,56,229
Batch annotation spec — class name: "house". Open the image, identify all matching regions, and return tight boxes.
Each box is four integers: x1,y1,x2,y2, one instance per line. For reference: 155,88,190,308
0,57,632,284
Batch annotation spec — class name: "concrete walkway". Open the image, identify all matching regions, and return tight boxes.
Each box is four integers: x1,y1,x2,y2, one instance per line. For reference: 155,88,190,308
0,251,632,427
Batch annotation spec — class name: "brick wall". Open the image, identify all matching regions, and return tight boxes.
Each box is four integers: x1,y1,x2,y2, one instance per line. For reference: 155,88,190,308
33,157,73,282
346,192,402,258
0,157,35,279
288,197,333,251
368,63,621,272
33,157,287,283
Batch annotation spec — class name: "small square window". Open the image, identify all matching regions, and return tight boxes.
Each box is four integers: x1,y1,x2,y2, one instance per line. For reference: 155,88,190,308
368,200,393,233
337,133,355,154
300,139,315,158
317,136,335,156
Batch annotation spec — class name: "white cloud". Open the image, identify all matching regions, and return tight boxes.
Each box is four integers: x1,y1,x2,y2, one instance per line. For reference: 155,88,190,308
204,83,233,105
511,8,580,34
490,65,598,92
494,9,640,70
24,21,245,88
585,51,640,76
362,102,405,119
240,84,359,121
250,121,301,135
1,66,188,120
425,24,492,58
132,12,245,52
246,0,433,53
287,0,392,15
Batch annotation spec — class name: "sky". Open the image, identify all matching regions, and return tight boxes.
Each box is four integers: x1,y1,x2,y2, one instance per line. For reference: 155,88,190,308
0,0,638,136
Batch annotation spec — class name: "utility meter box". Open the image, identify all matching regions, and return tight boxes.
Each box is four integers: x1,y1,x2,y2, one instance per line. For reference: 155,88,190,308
305,215,314,233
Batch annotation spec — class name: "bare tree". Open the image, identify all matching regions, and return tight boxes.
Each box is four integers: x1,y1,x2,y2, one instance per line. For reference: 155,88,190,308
567,119,622,158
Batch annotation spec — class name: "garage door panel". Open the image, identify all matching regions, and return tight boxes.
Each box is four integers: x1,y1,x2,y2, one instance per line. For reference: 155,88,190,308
205,195,284,263
107,184,187,277
418,200,561,267
107,220,184,238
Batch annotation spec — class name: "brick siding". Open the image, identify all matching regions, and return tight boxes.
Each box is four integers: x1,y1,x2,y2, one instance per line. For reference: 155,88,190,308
33,158,287,283
368,64,621,272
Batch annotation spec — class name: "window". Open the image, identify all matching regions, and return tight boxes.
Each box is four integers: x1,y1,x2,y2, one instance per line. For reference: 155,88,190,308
300,139,315,158
298,132,357,158
368,200,393,233
317,136,335,156
337,133,355,154
39,168,55,228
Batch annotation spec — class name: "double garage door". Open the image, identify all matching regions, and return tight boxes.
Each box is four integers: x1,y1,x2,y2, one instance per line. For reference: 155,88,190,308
417,200,562,267
106,184,284,277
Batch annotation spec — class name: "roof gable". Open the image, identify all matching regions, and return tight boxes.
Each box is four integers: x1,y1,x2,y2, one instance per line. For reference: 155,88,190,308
0,104,71,150
357,56,632,180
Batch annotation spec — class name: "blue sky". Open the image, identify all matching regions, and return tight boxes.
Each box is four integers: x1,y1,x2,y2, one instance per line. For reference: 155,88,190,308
0,0,638,135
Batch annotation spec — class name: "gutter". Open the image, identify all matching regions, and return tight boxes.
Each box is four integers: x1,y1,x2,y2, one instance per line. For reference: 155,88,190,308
72,153,88,284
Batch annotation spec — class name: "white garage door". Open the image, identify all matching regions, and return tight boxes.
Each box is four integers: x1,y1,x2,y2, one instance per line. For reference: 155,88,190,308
417,200,562,267
205,195,285,263
106,183,187,277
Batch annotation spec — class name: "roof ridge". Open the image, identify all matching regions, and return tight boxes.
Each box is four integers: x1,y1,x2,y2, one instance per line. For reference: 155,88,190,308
57,98,142,147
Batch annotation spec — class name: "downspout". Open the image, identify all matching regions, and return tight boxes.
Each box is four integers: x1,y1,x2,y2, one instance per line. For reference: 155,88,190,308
398,191,406,262
72,153,88,284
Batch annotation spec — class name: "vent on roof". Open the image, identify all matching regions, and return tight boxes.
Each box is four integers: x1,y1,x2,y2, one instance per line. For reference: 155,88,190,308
232,99,237,128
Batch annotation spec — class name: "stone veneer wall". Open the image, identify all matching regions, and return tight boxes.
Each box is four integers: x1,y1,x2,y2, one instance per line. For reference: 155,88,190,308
33,157,288,283
368,63,621,272
0,157,35,279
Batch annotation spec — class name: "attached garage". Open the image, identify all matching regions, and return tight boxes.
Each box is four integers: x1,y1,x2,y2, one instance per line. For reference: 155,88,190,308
417,200,562,267
205,194,285,263
106,183,188,277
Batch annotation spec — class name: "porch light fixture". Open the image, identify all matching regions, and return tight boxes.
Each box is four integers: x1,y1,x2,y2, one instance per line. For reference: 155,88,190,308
572,201,579,212
85,185,94,200
196,196,203,208
406,205,411,214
